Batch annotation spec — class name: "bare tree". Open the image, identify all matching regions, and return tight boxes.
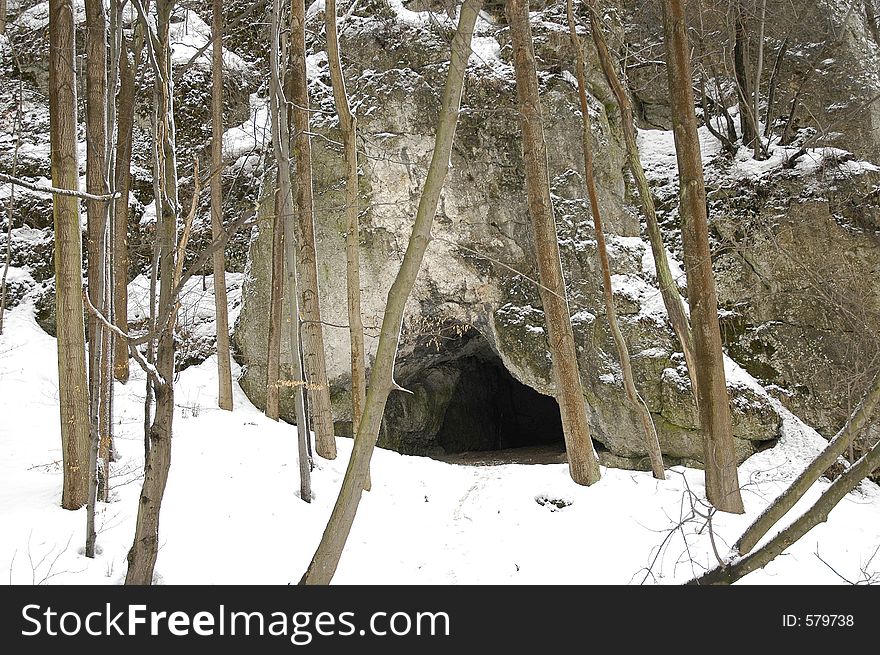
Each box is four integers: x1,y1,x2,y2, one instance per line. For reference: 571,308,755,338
567,0,664,480
112,25,142,383
587,3,699,397
325,0,366,473
506,0,600,486
662,0,744,514
733,369,880,557
288,0,336,460
49,0,92,511
300,0,482,585
733,0,758,148
0,42,22,335
84,0,112,560
752,0,768,159
126,0,181,584
265,180,285,421
691,377,880,584
269,0,311,501
211,0,234,411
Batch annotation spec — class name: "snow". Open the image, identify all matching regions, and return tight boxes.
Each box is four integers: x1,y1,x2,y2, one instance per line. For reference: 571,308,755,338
2,301,880,585
222,94,271,160
168,9,248,73
126,273,245,350
637,119,879,190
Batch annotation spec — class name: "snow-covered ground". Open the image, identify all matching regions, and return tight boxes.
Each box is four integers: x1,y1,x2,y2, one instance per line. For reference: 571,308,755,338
2,300,879,585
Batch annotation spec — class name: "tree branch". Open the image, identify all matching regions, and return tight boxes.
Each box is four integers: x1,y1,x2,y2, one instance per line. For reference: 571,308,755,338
0,172,119,202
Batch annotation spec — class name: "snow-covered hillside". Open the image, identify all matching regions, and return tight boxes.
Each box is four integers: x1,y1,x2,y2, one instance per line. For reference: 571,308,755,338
2,300,879,585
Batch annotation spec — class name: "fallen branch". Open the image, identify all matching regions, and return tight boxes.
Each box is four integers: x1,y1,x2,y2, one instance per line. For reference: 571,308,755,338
0,172,119,202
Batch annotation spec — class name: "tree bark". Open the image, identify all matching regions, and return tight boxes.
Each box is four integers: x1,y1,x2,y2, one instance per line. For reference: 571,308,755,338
762,36,788,138
126,0,179,584
269,0,312,501
300,0,482,585
112,31,140,383
752,0,768,159
662,0,744,514
288,0,336,459
587,3,699,398
735,369,880,555
691,430,880,584
325,0,368,487
265,183,285,421
211,0,234,411
733,2,758,148
567,0,664,480
506,0,600,486
49,0,91,511
84,0,111,559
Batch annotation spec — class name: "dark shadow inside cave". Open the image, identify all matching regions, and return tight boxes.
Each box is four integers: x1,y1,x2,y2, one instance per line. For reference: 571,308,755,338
434,349,565,454
380,329,567,460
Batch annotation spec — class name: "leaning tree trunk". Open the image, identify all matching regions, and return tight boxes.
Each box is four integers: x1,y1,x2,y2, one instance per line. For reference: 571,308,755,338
49,0,91,511
691,428,880,585
567,0,664,480
211,0,234,411
289,0,336,460
506,0,600,486
126,0,180,584
662,0,744,514
325,0,368,487
325,0,366,445
587,2,698,398
112,31,140,383
734,369,880,555
300,0,483,585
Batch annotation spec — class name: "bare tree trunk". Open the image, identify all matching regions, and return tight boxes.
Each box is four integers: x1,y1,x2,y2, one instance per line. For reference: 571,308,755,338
300,0,482,585
734,369,880,555
289,0,336,460
211,0,233,411
692,430,880,584
0,48,21,335
84,0,111,559
126,0,179,584
662,0,744,514
567,0,664,480
0,0,6,34
762,36,788,138
733,2,758,148
752,0,768,159
587,3,699,398
506,0,600,486
325,0,368,487
50,0,91,511
112,29,140,383
269,0,311,501
265,183,285,421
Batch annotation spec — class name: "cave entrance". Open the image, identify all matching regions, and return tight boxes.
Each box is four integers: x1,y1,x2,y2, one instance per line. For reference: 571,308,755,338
418,334,566,464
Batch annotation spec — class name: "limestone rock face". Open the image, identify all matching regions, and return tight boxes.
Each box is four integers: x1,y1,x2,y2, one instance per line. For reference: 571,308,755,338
233,4,781,467
714,172,880,436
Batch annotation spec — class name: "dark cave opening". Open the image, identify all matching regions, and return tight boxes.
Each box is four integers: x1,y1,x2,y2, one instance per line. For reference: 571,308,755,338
432,347,565,455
